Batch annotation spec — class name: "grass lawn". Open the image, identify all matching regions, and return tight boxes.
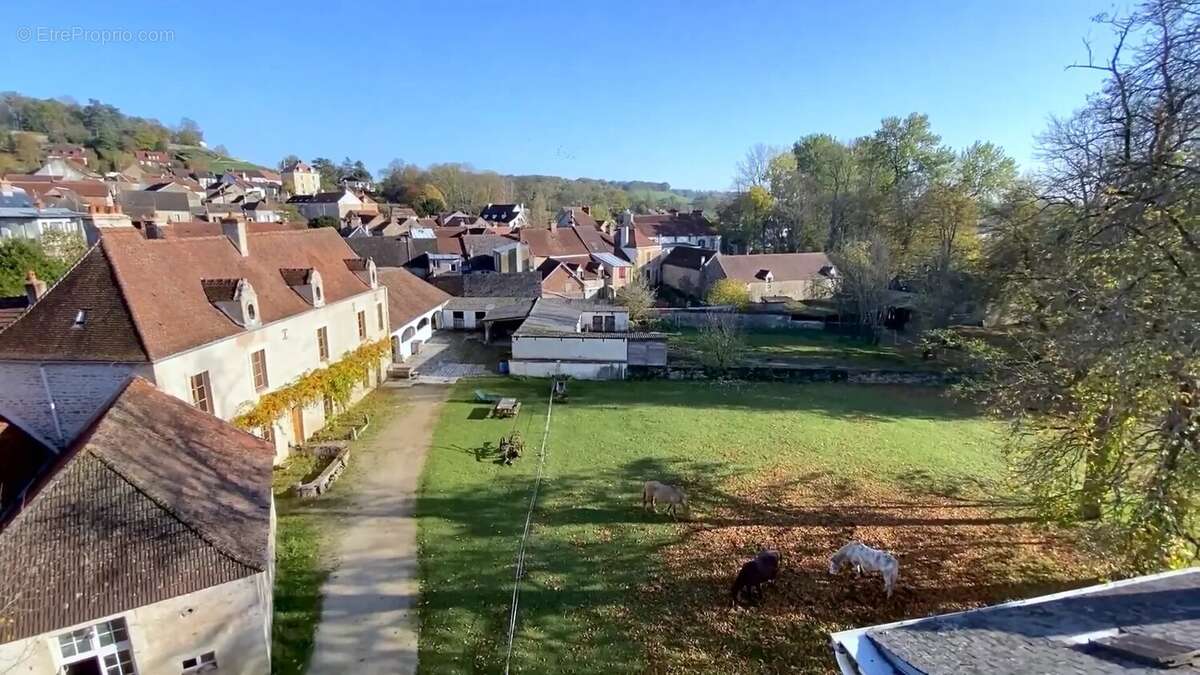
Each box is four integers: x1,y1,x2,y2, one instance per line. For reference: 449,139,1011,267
667,327,924,369
416,379,1108,674
270,389,405,675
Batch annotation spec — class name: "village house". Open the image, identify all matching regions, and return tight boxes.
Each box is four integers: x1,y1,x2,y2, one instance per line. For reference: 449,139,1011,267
659,246,719,299
0,223,390,462
438,272,542,333
4,176,114,211
33,157,101,182
0,377,275,675
619,209,721,251
243,200,282,223
508,298,667,379
287,188,362,221
0,183,83,241
145,178,206,209
710,252,838,302
44,143,88,165
537,259,606,299
282,160,320,196
133,149,171,167
377,267,450,361
117,189,192,223
480,203,528,228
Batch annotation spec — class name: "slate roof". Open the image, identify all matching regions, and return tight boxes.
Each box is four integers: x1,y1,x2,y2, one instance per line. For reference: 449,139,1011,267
287,189,351,204
0,378,274,642
520,226,593,259
346,236,439,268
833,568,1200,675
715,252,837,283
662,246,718,270
480,203,523,223
558,206,600,230
117,190,191,220
463,271,543,298
377,267,451,329
0,228,375,362
461,233,519,258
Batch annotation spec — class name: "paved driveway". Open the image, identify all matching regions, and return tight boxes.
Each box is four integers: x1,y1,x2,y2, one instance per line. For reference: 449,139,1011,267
307,384,448,675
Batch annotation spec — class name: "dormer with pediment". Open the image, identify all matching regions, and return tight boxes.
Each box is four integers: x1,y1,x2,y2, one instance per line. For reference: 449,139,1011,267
280,268,325,308
202,278,261,328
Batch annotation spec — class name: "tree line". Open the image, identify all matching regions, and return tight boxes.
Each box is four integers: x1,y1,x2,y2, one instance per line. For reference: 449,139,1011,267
0,92,206,174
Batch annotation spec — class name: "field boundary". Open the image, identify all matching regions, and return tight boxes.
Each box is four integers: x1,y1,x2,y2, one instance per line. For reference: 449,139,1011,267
503,380,555,674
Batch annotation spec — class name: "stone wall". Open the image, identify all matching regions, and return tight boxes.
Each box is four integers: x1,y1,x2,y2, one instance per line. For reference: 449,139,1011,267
630,363,956,386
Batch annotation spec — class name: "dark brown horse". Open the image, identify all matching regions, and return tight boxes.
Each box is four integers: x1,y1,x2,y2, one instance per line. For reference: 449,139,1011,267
731,549,780,607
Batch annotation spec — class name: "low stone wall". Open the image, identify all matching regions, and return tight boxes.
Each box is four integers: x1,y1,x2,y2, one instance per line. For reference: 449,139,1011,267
630,364,956,386
650,307,820,331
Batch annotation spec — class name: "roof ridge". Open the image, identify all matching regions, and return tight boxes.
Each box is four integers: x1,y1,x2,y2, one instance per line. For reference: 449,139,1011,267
96,239,155,360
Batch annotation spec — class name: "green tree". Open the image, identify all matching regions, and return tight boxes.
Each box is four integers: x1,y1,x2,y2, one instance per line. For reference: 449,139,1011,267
0,238,75,296
308,215,340,229
171,117,203,145
967,0,1200,570
705,278,750,309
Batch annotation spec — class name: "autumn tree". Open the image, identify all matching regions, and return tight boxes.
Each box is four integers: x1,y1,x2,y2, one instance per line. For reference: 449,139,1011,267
706,278,750,309
967,0,1200,570
615,274,656,326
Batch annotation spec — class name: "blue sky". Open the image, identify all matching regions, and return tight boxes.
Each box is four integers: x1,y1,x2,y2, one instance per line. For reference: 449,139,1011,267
1,1,1122,190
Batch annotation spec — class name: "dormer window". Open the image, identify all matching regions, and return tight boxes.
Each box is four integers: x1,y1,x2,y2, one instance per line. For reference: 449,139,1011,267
281,268,324,307
202,278,260,328
343,257,378,289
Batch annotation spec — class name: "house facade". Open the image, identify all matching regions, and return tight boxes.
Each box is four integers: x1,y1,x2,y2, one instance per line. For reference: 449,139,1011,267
0,224,390,462
710,252,838,302
508,298,667,379
377,267,450,361
282,161,321,196
0,378,275,675
288,188,362,221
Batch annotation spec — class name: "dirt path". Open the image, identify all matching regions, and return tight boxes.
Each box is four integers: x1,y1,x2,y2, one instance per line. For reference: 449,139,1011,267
307,384,448,675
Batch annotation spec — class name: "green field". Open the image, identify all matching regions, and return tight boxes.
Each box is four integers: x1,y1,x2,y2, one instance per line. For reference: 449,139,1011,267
415,379,1100,674
667,326,922,369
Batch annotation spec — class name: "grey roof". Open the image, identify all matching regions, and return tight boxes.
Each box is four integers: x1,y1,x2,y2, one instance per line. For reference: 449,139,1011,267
662,246,717,270
463,271,542,298
118,190,191,219
347,236,438,267
514,298,627,337
444,296,531,311
461,233,519,257
0,188,34,208
0,206,79,219
482,300,536,323
833,568,1200,675
480,203,523,223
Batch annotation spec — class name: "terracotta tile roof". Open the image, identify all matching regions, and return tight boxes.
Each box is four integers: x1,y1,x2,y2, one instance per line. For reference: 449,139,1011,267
159,220,304,239
0,378,273,642
520,226,591,259
0,228,376,362
560,207,599,230
714,252,837,283
6,178,110,200
377,267,450,329
0,246,151,362
633,211,717,238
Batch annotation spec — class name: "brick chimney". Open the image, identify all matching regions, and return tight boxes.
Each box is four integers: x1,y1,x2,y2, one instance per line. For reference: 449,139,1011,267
222,218,249,256
24,270,47,304
580,205,591,215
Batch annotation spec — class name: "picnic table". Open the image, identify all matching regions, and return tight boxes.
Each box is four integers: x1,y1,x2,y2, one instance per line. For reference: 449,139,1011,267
492,398,521,418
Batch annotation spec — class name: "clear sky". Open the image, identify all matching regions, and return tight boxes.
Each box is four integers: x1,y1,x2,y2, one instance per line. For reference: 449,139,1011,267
1,1,1123,190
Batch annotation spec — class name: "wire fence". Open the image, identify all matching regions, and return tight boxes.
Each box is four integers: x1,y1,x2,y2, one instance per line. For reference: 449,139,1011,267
502,380,555,674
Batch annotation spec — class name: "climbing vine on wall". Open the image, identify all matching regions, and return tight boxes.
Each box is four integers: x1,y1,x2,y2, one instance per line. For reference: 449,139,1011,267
232,338,390,432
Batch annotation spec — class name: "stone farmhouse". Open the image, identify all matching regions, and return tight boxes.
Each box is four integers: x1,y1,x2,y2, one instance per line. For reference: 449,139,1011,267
0,377,274,675
662,249,839,303
0,222,391,462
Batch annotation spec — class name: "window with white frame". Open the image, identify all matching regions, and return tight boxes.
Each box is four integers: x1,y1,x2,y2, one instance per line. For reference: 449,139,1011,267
54,616,137,674
181,650,218,673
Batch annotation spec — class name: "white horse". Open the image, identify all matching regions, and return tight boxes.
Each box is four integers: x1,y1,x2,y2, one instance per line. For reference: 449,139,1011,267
829,541,899,597
642,481,689,519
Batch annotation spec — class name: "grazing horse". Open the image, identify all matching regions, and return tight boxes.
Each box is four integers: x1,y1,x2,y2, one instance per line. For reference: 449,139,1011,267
731,549,781,607
642,481,688,519
829,541,899,598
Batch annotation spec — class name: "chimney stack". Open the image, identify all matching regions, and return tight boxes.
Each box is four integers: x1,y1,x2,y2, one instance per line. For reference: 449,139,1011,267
222,218,249,256
24,270,47,304
580,205,591,215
